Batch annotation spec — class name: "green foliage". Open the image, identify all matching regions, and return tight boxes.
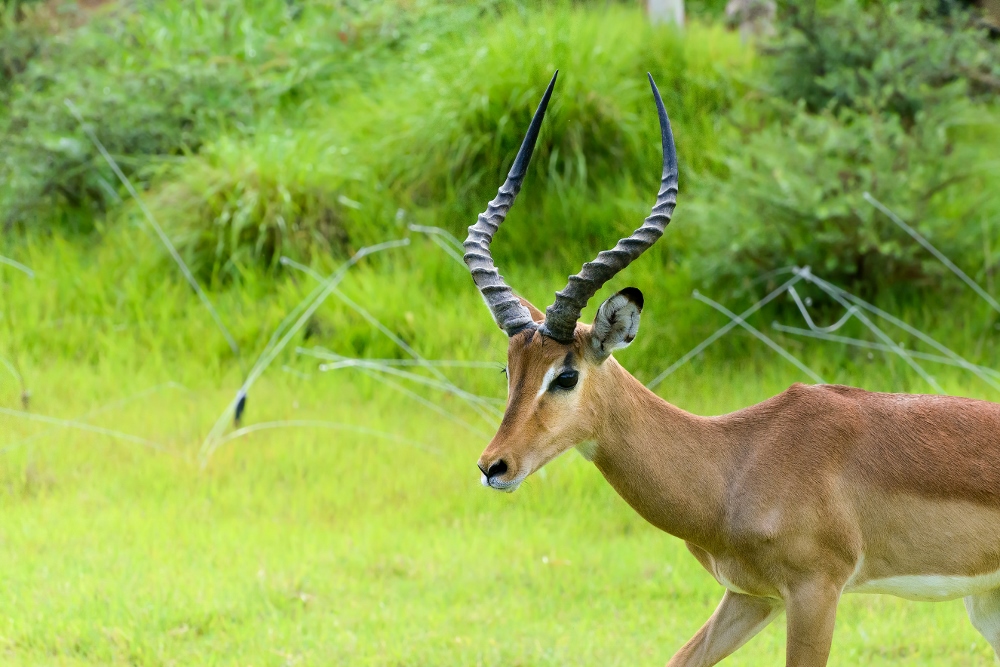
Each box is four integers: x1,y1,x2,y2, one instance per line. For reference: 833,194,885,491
768,0,1000,120
135,7,752,280
0,0,495,233
693,0,1000,297
2,0,756,279
695,102,1000,296
137,135,356,280
3,0,1000,304
0,3,42,93
365,9,744,204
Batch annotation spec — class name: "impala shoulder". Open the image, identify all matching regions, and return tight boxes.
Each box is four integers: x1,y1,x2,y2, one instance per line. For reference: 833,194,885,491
718,383,867,467
769,382,870,415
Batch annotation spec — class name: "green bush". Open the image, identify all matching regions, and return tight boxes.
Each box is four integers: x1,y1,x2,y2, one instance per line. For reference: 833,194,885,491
693,0,1000,297
369,9,748,205
139,7,752,280
769,0,1000,120
0,0,493,233
694,101,1000,295
136,132,358,282
0,2,43,94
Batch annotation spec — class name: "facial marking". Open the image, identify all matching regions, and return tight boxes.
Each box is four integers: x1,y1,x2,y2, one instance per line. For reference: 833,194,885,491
536,364,559,400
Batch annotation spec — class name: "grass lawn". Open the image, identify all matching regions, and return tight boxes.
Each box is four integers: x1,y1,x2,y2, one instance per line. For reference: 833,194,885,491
0,360,995,666
2,1,999,664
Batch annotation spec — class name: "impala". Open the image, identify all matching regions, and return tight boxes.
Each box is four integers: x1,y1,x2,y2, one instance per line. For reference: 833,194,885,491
461,71,1000,666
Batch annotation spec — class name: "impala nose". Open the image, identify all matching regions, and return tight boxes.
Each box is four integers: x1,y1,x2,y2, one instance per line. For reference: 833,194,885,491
478,459,508,484
487,459,508,478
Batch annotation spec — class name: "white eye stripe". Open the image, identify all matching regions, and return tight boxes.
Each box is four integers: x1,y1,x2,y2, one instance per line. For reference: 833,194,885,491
536,364,558,400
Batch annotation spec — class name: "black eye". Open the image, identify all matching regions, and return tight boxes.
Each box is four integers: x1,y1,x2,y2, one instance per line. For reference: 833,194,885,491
550,370,579,391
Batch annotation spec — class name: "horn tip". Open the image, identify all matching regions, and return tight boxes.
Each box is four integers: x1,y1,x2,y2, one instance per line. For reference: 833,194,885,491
544,70,559,95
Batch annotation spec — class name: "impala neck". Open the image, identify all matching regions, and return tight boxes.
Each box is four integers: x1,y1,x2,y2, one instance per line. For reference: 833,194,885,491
589,359,729,547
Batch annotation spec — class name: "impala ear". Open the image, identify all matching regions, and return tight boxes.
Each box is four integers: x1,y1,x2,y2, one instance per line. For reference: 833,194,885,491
590,288,643,360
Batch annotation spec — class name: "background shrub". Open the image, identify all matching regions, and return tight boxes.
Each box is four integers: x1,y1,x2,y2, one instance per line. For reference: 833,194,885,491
0,0,494,234
135,7,752,281
3,0,999,301
692,0,1000,298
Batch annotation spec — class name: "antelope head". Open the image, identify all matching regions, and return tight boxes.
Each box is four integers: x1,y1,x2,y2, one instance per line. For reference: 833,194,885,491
462,72,678,492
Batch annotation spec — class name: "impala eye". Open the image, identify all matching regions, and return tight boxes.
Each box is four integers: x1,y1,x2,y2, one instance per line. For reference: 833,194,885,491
550,370,579,391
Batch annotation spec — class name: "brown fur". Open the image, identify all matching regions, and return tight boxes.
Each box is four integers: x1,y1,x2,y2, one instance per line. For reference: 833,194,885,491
476,306,1000,666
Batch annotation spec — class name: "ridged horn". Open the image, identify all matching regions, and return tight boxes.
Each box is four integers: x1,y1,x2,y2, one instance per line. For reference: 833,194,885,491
463,71,558,337
539,73,678,343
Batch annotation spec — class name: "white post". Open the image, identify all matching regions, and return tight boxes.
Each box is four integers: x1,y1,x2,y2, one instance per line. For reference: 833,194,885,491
646,0,685,28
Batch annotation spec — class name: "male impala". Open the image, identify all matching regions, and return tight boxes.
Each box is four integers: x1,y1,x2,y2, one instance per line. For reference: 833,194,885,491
462,71,1000,666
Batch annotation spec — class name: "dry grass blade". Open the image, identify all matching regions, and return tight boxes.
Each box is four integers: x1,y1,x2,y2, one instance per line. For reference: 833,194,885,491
206,420,441,457
0,406,171,453
408,224,466,266
797,269,943,393
801,270,1000,391
283,256,503,423
865,192,1000,314
783,272,1000,393
64,99,241,360
0,255,35,278
295,347,498,368
693,291,826,384
199,239,410,462
354,368,491,438
0,356,23,389
771,323,1000,379
311,356,504,410
646,272,805,389
786,286,859,333
1,382,190,453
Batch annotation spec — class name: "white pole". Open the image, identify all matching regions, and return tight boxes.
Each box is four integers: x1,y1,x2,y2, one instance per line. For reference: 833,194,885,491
647,0,685,28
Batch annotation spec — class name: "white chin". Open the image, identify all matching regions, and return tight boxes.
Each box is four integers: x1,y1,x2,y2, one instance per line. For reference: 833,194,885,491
481,477,522,493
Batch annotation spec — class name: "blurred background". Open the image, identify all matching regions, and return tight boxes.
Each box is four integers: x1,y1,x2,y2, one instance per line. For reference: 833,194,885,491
1,0,1000,664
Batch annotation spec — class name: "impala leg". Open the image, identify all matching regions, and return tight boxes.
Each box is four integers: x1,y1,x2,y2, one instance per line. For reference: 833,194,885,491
783,579,841,667
666,590,783,667
965,588,1000,656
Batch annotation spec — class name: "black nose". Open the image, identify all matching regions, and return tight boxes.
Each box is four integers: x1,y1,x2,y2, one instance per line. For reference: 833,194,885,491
486,459,508,478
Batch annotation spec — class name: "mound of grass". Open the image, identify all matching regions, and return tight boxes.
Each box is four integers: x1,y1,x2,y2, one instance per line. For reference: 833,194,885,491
0,0,505,233
140,7,752,280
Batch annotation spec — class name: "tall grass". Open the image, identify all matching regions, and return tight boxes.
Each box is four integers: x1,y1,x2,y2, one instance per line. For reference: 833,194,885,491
0,0,522,232
2,0,999,390
132,7,752,280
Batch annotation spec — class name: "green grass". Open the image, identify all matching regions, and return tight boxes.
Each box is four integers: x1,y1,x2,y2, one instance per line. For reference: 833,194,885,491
4,236,1000,665
4,1,1000,663
2,0,755,278
1,357,997,666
